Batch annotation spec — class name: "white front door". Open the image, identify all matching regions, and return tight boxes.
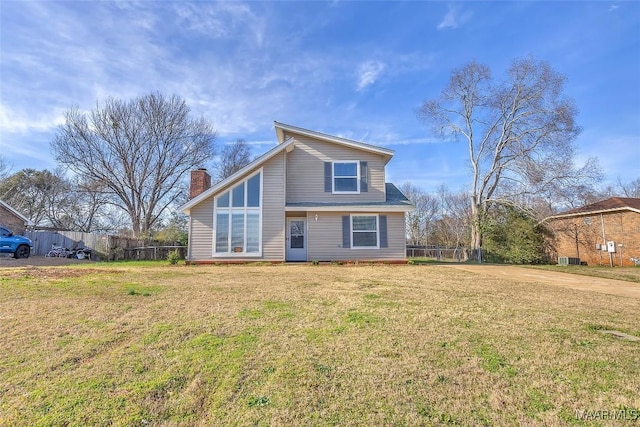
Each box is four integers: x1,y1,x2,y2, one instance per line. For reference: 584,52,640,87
286,218,307,261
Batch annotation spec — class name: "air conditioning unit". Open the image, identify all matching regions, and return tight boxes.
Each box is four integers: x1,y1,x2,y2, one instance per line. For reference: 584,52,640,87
558,256,580,265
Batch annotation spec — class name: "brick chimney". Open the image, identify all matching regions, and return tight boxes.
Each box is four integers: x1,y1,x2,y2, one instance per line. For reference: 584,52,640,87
190,168,211,199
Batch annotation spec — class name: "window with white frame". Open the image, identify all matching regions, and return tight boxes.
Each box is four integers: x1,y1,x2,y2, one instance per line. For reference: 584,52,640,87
333,161,359,193
214,171,261,254
351,214,378,248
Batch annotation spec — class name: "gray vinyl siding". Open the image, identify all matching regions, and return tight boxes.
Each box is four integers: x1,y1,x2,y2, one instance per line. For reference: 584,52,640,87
189,198,214,260
187,152,286,261
307,212,406,261
285,135,386,203
261,152,286,260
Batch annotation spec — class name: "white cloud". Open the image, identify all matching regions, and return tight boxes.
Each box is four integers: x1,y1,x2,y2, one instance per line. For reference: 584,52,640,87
381,137,449,146
437,5,472,30
356,60,386,91
172,2,265,46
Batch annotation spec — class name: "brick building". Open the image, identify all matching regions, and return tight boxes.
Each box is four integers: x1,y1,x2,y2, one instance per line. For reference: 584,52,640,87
545,198,640,267
0,199,33,235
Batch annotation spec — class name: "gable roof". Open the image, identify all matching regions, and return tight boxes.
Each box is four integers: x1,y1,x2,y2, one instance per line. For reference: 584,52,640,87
0,199,34,226
180,136,296,214
274,121,394,164
546,197,640,220
181,122,400,214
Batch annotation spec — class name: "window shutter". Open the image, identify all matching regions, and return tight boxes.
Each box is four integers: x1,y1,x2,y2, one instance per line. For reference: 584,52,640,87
324,162,332,192
379,215,388,248
360,161,368,192
342,216,351,248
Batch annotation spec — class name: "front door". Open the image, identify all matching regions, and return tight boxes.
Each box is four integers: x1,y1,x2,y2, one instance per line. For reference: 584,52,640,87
286,218,307,261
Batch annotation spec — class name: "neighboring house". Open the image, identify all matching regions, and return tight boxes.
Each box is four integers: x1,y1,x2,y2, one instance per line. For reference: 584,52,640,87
545,197,640,267
180,122,413,263
0,199,33,235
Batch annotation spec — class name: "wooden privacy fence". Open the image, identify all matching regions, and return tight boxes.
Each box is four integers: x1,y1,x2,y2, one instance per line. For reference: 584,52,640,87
25,231,144,261
123,246,187,261
406,245,469,262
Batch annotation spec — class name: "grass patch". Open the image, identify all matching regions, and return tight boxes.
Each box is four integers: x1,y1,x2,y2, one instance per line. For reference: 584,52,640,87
1,264,638,426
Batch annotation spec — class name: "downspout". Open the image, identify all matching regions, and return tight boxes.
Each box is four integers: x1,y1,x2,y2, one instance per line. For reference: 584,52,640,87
283,148,288,261
187,215,192,261
574,223,580,259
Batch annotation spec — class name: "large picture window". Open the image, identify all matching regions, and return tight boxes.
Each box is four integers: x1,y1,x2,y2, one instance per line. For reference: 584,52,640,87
333,161,359,193
351,214,378,248
214,171,262,255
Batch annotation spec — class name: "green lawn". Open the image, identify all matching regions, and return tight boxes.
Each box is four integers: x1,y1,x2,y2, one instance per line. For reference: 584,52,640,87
1,263,638,426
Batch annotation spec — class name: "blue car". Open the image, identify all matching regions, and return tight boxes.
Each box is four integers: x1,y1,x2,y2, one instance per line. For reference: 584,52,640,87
0,226,33,258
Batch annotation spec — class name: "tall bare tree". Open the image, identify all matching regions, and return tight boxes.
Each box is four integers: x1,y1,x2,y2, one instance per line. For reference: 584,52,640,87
51,92,216,236
419,57,600,260
433,185,471,249
215,138,252,181
400,182,440,246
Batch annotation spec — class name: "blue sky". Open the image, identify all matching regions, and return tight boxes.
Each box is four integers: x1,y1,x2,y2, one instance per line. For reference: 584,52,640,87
1,1,639,193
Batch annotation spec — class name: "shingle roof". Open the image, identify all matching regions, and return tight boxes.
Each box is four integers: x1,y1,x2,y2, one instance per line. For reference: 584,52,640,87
285,183,412,210
548,197,640,219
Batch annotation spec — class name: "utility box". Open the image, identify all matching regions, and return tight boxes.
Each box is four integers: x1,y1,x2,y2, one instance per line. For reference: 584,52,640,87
607,241,616,253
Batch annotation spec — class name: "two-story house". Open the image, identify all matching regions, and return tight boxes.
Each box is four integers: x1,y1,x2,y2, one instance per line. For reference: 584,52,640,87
180,122,413,263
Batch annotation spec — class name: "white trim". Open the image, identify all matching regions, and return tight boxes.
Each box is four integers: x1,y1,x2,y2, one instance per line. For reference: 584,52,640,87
212,168,263,257
332,160,360,194
273,121,394,159
350,213,379,249
286,217,307,261
546,206,640,221
181,138,295,213
0,199,34,226
285,205,411,212
187,215,193,260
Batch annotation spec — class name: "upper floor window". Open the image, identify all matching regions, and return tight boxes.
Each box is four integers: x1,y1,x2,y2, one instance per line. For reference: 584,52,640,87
333,161,359,193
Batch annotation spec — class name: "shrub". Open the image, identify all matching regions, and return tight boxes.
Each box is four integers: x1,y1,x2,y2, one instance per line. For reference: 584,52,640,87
167,249,182,265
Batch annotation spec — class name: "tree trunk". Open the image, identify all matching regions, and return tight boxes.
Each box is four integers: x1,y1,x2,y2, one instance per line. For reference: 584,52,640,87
470,201,483,262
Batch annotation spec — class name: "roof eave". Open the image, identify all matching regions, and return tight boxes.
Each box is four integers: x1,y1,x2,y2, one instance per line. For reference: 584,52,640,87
0,199,33,226
180,138,295,214
546,206,640,221
285,205,414,213
273,121,394,160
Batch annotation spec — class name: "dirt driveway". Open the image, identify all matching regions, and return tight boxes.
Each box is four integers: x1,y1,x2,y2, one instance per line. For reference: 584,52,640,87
0,255,95,268
443,264,640,299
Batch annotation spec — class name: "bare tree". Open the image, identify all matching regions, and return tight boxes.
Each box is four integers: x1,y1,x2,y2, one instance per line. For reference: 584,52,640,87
616,178,640,198
400,182,440,246
433,185,471,249
0,169,51,226
51,92,216,237
418,57,600,260
0,155,11,182
0,168,112,231
215,139,252,181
